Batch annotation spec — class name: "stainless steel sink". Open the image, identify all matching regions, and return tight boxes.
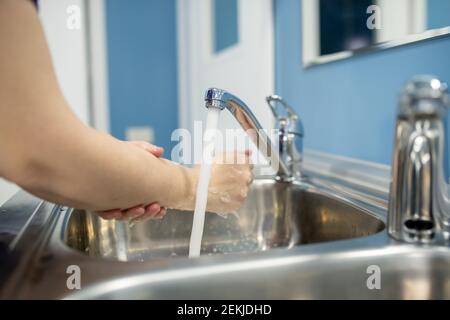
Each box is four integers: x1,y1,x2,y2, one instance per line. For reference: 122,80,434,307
6,161,450,300
65,246,450,300
65,179,385,261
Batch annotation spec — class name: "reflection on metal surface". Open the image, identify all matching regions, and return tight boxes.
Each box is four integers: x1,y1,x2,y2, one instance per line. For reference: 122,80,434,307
65,179,384,261
388,76,450,244
66,246,450,300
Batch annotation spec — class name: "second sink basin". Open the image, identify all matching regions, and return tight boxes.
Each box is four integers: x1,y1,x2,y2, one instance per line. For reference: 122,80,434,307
65,179,385,261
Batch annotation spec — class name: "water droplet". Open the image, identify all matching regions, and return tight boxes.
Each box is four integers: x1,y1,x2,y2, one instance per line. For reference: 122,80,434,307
220,192,231,203
216,212,228,219
209,188,219,195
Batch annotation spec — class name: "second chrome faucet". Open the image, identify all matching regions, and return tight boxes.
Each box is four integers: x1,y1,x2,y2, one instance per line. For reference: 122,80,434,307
389,75,450,245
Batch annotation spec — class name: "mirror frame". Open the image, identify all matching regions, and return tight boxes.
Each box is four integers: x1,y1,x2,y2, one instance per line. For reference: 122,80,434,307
302,0,450,68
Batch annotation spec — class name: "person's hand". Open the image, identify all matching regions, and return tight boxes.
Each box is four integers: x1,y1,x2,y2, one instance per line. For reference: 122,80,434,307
98,203,167,221
97,141,167,222
202,150,253,214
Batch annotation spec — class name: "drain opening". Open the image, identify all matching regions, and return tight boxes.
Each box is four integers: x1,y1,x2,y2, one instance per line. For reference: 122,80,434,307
404,219,434,231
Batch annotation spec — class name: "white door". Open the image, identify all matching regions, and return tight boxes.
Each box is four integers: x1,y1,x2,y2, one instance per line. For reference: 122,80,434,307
39,0,91,123
177,0,275,161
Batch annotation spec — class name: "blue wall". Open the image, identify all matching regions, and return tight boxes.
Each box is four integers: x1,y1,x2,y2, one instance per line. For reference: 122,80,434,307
106,0,178,152
428,0,450,30
275,0,450,165
213,0,239,52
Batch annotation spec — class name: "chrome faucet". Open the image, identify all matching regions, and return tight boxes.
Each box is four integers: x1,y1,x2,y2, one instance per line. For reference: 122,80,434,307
204,88,303,181
266,95,304,179
388,76,450,245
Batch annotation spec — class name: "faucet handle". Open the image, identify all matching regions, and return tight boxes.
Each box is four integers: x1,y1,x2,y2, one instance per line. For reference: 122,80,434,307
266,95,298,121
266,95,304,137
400,75,450,118
265,95,304,180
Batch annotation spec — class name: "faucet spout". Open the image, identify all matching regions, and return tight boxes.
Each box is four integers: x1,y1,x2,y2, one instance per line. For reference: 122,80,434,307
388,76,450,244
204,88,294,180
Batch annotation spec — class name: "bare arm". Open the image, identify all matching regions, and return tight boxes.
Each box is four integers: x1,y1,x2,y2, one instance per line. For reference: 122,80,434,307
0,0,197,212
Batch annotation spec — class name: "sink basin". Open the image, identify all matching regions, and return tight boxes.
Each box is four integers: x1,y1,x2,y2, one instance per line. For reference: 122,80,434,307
65,179,385,261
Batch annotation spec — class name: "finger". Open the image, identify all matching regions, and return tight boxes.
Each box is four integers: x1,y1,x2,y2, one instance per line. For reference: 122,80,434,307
98,209,122,220
130,141,164,157
240,167,253,185
155,208,167,219
144,202,161,217
235,152,251,165
147,144,164,157
247,172,254,185
137,206,166,222
98,212,115,220
128,203,163,224
123,206,146,219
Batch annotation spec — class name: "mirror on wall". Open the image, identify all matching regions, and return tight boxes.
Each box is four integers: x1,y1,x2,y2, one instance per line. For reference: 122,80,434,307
302,0,450,67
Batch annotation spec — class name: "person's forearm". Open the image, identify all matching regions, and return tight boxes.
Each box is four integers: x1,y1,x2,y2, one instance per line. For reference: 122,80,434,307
0,0,197,211
16,123,197,212
1,80,198,211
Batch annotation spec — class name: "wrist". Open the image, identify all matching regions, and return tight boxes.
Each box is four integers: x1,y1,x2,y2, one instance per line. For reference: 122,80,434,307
187,166,199,205
174,166,198,211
